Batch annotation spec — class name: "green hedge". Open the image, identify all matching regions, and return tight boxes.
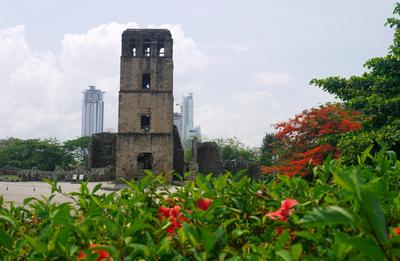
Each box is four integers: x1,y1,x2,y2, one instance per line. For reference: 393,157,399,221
1,148,400,260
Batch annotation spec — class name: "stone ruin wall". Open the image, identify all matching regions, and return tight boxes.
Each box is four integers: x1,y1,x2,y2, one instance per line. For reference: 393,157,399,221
0,166,115,182
190,138,261,179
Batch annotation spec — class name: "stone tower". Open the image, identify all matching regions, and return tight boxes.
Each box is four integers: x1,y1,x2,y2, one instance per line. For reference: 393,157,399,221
116,29,174,182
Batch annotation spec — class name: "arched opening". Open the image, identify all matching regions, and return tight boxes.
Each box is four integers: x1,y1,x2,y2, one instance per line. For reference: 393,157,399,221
140,114,150,130
158,41,165,57
129,38,136,57
142,39,151,57
137,153,153,169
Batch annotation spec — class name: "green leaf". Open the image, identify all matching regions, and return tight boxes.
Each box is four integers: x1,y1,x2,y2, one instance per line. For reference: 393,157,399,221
290,244,303,261
276,249,292,261
0,214,17,230
231,229,249,239
215,226,227,247
333,168,362,199
182,223,199,247
92,183,102,193
0,229,13,249
89,194,102,206
332,232,353,260
358,145,374,165
360,190,387,243
298,206,354,226
275,230,290,250
347,237,384,261
200,228,216,252
23,197,35,205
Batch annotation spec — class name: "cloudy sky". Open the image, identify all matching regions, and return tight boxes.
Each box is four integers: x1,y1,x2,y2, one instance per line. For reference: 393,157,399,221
0,0,397,146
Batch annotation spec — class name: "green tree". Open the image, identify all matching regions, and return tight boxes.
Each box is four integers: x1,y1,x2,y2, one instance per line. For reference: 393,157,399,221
62,136,90,168
311,4,400,158
213,137,259,162
0,138,72,171
258,132,276,166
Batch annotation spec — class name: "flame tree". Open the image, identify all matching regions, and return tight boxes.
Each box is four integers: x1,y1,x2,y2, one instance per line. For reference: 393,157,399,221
261,103,362,177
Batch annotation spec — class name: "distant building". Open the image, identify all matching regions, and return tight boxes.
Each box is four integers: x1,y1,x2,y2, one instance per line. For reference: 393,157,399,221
81,85,104,136
188,126,201,141
175,93,201,145
173,112,183,138
104,128,115,133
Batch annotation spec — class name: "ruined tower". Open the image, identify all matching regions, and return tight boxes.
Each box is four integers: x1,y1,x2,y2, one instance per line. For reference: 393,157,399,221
116,29,174,182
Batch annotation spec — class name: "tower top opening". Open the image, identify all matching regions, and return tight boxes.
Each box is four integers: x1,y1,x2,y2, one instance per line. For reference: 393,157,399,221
121,29,173,58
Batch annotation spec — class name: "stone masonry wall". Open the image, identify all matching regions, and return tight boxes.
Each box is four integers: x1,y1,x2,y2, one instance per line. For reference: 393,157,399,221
116,29,174,183
88,133,117,168
0,166,115,182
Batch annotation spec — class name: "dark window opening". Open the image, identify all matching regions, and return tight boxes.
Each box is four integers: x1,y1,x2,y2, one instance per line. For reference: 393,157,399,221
137,153,153,169
129,38,136,57
158,41,165,57
143,39,151,57
105,144,113,157
141,114,150,130
142,73,150,89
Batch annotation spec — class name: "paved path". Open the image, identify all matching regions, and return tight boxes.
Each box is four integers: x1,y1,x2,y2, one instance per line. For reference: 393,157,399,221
0,181,114,205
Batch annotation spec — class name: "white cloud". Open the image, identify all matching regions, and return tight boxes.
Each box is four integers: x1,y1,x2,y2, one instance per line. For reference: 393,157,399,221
196,91,283,147
203,42,253,52
158,24,208,75
0,25,30,84
253,71,292,86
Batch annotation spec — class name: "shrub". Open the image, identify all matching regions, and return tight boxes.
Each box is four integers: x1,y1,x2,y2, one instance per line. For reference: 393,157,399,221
0,149,400,260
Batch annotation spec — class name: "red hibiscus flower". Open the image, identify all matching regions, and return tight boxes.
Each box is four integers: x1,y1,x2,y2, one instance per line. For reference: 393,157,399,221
158,205,187,233
392,227,400,236
267,198,299,222
77,244,111,261
196,198,213,211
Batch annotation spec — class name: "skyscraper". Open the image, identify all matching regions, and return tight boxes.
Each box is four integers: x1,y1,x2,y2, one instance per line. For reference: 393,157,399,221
183,93,194,142
81,85,104,136
175,93,201,145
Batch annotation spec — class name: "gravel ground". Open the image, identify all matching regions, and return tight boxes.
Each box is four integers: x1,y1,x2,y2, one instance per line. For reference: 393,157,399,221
0,181,116,205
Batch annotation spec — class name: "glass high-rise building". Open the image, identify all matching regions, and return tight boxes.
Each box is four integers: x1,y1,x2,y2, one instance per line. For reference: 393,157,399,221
175,93,201,145
182,93,194,142
81,85,104,136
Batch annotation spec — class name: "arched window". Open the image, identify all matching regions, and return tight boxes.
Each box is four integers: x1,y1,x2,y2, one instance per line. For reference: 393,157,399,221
158,40,165,57
129,38,136,57
142,39,151,57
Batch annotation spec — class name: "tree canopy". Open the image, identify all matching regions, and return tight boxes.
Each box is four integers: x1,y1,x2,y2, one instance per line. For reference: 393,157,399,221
261,103,362,176
311,4,400,157
258,133,276,166
0,137,90,171
213,137,259,162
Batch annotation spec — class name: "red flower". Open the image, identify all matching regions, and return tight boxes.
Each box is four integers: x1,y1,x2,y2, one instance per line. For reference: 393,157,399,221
77,244,111,261
393,227,400,236
275,227,285,235
158,205,187,233
267,198,299,222
196,198,213,211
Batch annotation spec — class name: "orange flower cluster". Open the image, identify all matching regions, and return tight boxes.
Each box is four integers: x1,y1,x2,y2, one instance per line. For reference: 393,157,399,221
261,103,362,176
158,198,213,234
196,198,213,211
77,244,111,261
266,198,298,222
158,205,188,233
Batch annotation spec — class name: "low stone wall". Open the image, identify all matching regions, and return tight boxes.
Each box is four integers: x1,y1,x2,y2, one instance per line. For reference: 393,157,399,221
0,166,115,182
190,139,261,179
223,157,261,180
